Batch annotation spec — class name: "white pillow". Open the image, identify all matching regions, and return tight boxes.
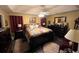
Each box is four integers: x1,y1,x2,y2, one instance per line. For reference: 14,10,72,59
35,24,39,28
30,25,34,30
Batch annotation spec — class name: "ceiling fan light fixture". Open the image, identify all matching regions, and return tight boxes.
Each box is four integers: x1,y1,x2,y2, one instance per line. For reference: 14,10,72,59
38,14,45,17
38,12,49,17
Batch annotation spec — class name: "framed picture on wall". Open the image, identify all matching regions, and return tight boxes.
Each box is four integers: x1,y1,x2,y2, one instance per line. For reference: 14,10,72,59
29,16,36,24
54,16,66,24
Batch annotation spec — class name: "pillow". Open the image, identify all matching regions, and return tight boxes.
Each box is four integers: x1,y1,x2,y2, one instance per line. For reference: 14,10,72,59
35,24,39,28
29,25,34,30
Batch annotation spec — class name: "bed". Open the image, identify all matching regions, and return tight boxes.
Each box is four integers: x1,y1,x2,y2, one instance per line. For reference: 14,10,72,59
24,24,54,52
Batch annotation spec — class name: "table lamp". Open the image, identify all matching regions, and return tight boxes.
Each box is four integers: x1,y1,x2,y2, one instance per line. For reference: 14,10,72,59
18,24,22,28
65,29,79,52
17,24,22,31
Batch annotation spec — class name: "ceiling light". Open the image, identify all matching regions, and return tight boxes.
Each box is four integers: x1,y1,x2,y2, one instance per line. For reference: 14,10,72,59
38,14,45,17
38,12,49,17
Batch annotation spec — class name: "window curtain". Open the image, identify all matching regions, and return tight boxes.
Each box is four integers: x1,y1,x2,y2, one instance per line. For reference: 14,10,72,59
10,16,23,32
41,17,46,27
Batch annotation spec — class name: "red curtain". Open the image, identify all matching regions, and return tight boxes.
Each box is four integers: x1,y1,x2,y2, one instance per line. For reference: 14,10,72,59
10,16,23,32
41,17,46,27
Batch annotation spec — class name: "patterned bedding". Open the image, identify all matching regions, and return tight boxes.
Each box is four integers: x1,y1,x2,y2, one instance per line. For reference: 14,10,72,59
25,24,52,38
24,24,53,52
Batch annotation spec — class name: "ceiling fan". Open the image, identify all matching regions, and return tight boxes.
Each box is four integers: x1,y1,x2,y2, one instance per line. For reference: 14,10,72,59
38,5,50,17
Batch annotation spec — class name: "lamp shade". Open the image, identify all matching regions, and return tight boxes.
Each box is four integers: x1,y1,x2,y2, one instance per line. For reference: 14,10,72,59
65,29,79,43
18,24,22,27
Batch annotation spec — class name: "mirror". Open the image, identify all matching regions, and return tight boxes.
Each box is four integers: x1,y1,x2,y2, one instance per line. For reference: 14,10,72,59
54,16,66,24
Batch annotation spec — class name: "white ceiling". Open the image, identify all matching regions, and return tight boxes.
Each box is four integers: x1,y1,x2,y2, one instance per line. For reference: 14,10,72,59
0,5,79,15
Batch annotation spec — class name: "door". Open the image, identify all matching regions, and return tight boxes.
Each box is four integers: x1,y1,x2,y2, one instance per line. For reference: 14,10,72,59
10,16,23,32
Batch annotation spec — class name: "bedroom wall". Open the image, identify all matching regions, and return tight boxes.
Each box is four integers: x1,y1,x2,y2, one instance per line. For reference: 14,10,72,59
23,15,40,24
2,10,79,29
47,10,79,29
23,15,31,24
0,9,9,28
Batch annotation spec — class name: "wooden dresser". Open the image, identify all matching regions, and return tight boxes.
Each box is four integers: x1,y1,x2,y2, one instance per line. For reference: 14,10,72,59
0,28,12,52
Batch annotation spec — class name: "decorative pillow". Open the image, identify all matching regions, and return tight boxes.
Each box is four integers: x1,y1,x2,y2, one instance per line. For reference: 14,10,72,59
30,25,34,30
35,24,39,28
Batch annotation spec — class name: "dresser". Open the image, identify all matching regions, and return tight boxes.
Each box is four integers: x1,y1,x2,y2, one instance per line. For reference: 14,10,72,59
0,28,12,52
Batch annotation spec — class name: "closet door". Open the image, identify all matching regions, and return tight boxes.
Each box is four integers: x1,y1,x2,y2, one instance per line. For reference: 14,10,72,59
10,16,23,32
